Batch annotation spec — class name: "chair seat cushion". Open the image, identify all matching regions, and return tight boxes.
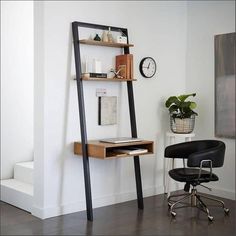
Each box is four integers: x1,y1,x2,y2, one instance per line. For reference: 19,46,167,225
169,168,218,184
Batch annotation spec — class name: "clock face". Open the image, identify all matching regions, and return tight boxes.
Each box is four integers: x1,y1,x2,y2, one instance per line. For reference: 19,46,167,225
139,57,156,78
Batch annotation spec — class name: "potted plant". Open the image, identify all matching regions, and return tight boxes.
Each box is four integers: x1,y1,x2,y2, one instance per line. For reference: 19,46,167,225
165,93,198,134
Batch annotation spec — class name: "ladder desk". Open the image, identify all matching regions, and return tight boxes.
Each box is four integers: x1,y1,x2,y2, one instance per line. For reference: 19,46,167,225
72,21,154,221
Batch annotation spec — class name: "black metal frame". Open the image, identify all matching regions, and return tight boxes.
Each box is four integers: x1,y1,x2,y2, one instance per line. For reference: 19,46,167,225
72,21,143,221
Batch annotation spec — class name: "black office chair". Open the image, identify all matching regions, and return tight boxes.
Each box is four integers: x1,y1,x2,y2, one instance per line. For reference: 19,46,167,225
164,140,229,221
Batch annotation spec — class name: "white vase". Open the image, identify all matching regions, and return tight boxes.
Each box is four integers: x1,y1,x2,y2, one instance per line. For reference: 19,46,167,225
102,31,108,42
107,27,113,43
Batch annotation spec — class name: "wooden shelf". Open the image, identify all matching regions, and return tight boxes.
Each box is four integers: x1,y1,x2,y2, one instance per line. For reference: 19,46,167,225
79,39,134,48
82,77,137,82
74,140,154,159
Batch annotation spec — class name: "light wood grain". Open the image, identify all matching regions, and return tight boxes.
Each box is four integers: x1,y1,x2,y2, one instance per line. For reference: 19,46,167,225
74,140,154,159
82,77,137,82
79,39,134,48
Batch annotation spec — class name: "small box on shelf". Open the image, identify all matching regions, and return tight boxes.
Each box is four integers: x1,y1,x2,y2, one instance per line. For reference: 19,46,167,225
116,35,127,44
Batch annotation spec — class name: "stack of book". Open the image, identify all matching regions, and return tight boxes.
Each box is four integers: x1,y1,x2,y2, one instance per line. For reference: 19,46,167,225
113,147,148,155
82,73,107,79
115,54,133,79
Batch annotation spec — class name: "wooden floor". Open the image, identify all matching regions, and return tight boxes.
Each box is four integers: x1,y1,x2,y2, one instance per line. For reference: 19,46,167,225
1,193,235,235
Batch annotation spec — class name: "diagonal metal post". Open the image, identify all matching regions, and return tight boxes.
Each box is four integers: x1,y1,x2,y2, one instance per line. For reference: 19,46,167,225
72,22,93,221
123,29,144,210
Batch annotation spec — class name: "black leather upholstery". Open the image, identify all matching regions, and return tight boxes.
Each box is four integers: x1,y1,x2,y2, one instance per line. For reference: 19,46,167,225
169,168,218,183
165,140,225,186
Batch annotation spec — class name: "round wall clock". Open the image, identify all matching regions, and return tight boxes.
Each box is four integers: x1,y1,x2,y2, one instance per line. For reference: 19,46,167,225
139,57,157,78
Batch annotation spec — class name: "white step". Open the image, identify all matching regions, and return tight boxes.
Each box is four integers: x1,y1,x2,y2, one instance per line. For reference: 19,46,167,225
14,161,34,184
0,179,33,212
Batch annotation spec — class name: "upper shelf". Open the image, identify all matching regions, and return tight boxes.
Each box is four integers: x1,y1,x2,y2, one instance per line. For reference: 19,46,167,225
82,77,137,82
79,39,134,48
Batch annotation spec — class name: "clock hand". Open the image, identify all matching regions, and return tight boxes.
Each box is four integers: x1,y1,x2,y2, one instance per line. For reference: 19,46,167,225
147,62,150,69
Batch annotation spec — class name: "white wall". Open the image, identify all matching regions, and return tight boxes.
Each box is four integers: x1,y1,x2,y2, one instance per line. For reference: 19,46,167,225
1,1,34,179
33,1,187,218
186,1,235,199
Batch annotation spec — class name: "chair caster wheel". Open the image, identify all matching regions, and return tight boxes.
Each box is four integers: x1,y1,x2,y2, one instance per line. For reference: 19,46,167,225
171,211,176,217
224,208,230,214
208,215,213,221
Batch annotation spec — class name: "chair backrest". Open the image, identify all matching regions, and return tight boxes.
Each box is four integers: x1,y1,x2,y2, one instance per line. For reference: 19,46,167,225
186,140,225,168
164,140,226,168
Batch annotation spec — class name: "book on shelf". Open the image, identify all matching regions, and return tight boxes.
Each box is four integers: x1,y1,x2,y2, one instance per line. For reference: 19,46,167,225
113,147,148,155
115,54,133,79
82,73,107,79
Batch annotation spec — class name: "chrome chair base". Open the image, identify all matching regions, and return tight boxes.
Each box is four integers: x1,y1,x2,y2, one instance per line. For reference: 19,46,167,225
167,187,230,221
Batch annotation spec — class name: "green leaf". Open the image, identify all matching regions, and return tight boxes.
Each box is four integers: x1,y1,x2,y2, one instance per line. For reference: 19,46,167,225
180,101,191,109
182,107,198,117
165,96,180,108
165,93,197,118
169,105,179,113
178,93,196,102
190,102,197,109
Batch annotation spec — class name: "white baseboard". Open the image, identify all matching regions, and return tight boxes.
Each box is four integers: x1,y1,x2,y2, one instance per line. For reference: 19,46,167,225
168,183,235,200
198,186,235,200
31,184,235,220
32,185,164,219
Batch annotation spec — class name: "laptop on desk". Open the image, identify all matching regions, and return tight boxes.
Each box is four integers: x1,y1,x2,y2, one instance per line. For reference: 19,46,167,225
99,137,142,144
